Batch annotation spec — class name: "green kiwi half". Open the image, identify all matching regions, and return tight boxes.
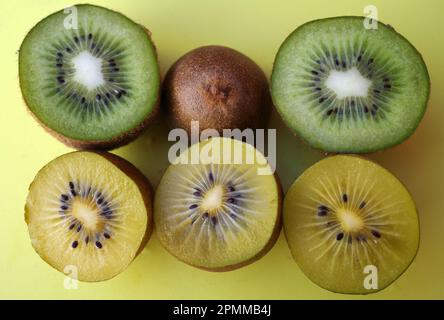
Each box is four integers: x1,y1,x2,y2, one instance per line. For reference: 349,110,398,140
19,4,160,150
284,155,419,294
271,17,430,153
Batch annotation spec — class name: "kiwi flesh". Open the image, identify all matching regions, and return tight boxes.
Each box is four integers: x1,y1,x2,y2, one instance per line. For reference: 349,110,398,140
25,151,153,282
283,155,419,294
163,45,272,134
271,17,430,153
19,4,160,150
154,137,282,271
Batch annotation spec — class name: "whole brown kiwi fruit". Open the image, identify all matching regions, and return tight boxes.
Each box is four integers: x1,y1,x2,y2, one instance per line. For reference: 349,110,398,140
162,45,272,134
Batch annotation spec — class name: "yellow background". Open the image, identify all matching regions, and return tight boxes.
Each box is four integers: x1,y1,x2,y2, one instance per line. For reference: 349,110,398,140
0,0,443,299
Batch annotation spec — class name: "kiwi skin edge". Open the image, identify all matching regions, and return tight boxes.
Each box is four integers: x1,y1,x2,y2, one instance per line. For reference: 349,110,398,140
24,151,154,281
283,154,420,295
157,173,283,272
19,28,160,151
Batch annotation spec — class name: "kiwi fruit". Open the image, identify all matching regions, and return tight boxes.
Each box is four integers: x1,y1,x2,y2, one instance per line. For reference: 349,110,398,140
271,17,430,153
154,137,282,271
19,4,160,150
284,155,419,294
25,151,153,282
163,45,272,134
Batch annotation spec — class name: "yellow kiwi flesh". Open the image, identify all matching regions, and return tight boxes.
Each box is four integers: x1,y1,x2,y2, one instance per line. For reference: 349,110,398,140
284,155,419,294
154,137,282,271
25,152,153,282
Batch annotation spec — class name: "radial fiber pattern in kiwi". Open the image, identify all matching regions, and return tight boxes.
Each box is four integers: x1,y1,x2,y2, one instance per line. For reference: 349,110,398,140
164,164,261,250
44,29,130,121
297,170,406,277
299,35,399,122
272,16,430,152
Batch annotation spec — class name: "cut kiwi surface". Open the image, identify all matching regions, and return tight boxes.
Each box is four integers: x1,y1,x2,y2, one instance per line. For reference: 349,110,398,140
19,4,160,149
154,137,282,271
271,17,430,153
25,151,153,282
284,155,419,294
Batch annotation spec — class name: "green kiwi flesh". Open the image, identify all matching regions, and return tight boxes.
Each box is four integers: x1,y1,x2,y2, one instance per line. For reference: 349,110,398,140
271,17,430,153
163,45,272,134
19,4,160,149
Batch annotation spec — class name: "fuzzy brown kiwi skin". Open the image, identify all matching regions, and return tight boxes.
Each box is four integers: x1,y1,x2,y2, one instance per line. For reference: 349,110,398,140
159,173,283,272
162,45,272,135
283,154,420,294
19,28,160,151
24,151,153,282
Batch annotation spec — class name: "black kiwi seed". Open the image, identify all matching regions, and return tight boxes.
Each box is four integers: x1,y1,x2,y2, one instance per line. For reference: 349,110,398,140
61,194,69,201
60,205,68,211
228,198,236,204
342,194,348,202
69,223,75,230
318,210,328,217
76,225,82,232
228,186,236,192
209,172,214,183
88,33,92,40
211,216,218,226
95,241,103,249
189,204,198,210
193,191,201,197
85,236,89,244
202,212,209,219
71,241,78,248
336,233,344,241
359,201,366,209
371,230,381,238
104,233,111,239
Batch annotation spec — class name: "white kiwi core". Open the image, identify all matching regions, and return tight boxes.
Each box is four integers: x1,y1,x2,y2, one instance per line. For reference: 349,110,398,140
72,51,105,90
325,67,372,99
337,208,364,233
71,199,102,231
201,185,224,212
